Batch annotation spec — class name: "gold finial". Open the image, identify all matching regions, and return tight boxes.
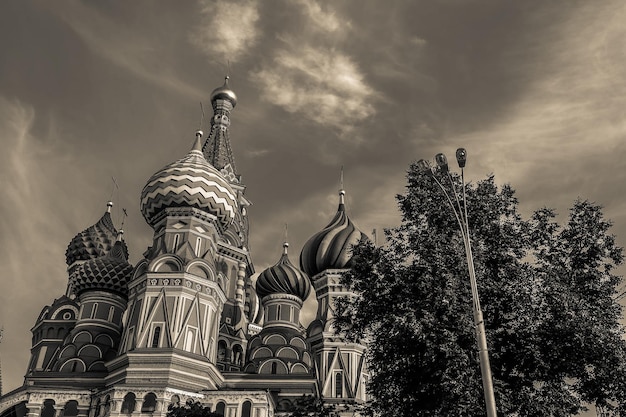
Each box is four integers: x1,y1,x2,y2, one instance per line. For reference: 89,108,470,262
283,223,289,255
339,166,345,205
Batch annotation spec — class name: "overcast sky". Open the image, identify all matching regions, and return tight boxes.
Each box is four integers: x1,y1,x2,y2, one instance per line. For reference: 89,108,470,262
1,2,625,413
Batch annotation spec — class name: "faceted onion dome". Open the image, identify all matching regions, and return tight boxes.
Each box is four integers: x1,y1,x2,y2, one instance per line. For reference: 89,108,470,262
300,190,369,277
70,237,133,298
210,76,237,107
256,243,311,300
140,133,238,228
65,202,128,266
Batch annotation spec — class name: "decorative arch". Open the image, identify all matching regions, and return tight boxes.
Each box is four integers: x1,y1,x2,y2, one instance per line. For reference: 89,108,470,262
263,334,286,345
289,337,306,349
88,360,107,371
150,255,184,273
58,345,77,360
72,331,92,344
259,360,288,374
276,346,299,360
133,260,149,280
250,347,272,360
59,359,86,372
291,363,309,374
302,351,312,366
51,305,79,320
222,229,241,247
77,344,103,359
94,333,115,348
185,261,215,281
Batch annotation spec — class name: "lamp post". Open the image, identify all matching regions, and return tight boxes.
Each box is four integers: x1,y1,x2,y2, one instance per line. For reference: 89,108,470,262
416,149,497,417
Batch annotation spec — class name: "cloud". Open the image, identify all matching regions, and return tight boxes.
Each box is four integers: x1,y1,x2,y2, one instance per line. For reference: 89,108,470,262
189,0,260,63
252,40,376,136
295,0,344,33
47,2,202,99
0,97,76,391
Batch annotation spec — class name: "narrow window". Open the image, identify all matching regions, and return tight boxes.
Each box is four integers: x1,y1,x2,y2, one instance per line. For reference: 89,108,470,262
271,362,277,374
195,237,202,256
151,326,161,348
108,306,115,322
173,234,180,250
241,401,252,417
276,305,281,321
335,372,343,398
91,303,98,319
215,402,225,416
185,329,195,352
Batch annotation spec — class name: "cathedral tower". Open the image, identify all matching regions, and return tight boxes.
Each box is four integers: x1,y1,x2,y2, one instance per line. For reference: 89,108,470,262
300,187,370,404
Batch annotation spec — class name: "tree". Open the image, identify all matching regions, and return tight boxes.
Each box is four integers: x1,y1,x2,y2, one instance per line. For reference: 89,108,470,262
335,162,626,417
284,395,343,417
167,400,223,417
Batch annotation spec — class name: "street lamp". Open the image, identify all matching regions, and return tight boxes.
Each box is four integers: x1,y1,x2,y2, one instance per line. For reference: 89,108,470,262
417,149,497,417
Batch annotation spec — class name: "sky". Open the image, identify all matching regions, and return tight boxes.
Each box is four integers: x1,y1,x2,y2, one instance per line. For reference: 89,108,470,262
0,1,625,413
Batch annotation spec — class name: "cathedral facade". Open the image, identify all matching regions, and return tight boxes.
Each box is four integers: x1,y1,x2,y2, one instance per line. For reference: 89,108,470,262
0,79,368,417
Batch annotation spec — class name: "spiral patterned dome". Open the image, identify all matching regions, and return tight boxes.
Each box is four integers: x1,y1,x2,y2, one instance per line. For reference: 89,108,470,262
140,134,238,228
256,243,311,300
210,76,237,107
300,190,369,277
65,203,128,266
70,239,133,298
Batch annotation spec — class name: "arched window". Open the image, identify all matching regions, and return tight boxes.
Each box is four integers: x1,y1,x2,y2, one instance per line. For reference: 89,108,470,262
121,393,136,414
169,396,180,407
184,329,195,352
41,399,56,417
232,344,243,366
241,401,251,417
335,372,343,398
217,340,227,362
215,402,225,416
94,399,102,417
104,396,111,416
151,327,161,348
141,393,157,413
62,401,78,417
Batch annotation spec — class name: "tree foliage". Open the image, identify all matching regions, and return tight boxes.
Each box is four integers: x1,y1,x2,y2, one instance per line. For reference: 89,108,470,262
167,400,223,417
284,395,344,417
335,163,626,417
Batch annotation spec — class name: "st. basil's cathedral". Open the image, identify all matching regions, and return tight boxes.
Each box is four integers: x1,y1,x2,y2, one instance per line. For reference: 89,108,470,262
0,79,369,417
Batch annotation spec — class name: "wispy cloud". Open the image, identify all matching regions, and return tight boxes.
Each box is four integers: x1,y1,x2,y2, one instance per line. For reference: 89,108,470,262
47,2,202,99
189,0,260,63
0,97,76,392
295,0,344,33
252,1,376,136
252,42,376,135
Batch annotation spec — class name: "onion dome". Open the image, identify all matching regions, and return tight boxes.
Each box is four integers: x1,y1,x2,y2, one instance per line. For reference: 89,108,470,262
256,243,311,300
210,76,237,107
140,131,238,228
70,233,133,298
300,189,368,277
65,202,128,266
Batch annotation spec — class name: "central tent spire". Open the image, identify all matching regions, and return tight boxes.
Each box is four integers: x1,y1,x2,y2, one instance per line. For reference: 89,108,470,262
203,75,239,183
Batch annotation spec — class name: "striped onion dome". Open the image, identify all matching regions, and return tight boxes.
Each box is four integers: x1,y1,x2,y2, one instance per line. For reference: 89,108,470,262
140,132,238,228
65,202,128,266
70,236,133,298
256,243,311,300
300,189,368,277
